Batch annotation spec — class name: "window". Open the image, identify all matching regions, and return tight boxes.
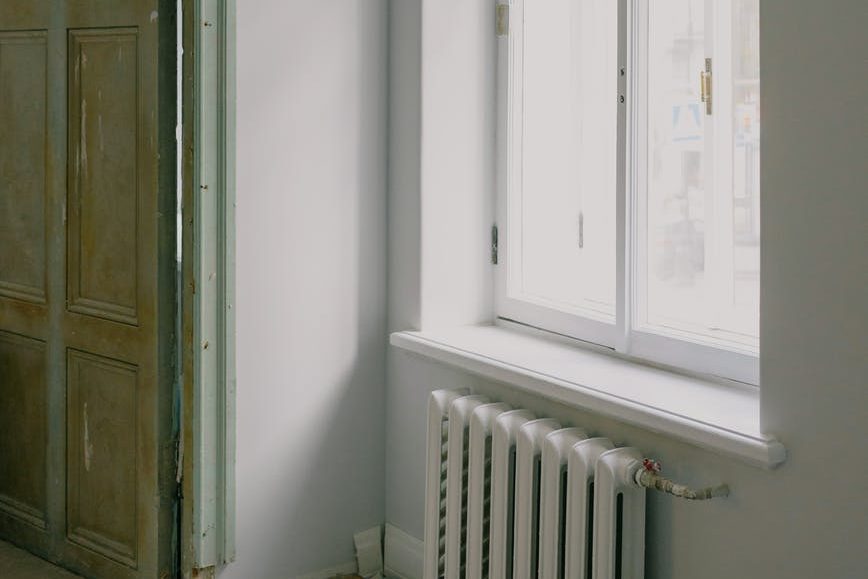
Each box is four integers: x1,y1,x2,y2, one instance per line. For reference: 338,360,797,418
495,0,760,383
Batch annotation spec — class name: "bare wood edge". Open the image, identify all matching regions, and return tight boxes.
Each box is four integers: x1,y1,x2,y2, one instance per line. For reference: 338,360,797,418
180,0,197,575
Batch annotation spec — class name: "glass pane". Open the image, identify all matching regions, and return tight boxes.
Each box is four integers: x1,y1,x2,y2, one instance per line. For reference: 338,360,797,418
639,0,759,351
509,0,618,319
641,0,709,336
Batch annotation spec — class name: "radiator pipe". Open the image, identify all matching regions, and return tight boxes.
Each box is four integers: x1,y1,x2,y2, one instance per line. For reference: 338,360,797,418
631,460,730,500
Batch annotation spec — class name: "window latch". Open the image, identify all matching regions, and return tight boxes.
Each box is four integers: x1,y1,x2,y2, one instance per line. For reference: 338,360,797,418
700,58,712,115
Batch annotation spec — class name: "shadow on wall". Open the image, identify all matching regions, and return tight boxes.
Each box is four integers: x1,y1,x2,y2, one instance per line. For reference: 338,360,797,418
222,1,388,577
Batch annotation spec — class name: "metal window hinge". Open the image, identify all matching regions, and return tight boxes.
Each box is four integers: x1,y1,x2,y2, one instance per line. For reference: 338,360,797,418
700,58,713,115
496,4,509,37
491,225,499,265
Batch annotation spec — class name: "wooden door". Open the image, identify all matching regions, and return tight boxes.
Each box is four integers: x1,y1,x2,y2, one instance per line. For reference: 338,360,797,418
0,1,176,577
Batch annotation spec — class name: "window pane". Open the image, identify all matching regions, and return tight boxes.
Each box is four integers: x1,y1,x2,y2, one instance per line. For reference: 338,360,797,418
638,0,759,351
508,0,618,320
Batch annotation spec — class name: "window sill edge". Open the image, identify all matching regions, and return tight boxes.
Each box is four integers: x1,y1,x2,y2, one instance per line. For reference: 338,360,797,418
390,326,785,469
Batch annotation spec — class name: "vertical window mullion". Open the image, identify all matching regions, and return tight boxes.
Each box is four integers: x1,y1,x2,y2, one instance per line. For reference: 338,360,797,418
711,0,737,332
626,0,649,355
702,0,724,334
615,0,630,353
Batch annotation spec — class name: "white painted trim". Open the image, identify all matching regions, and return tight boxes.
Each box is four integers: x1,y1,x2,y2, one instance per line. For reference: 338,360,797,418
294,561,358,579
384,524,423,579
354,526,384,578
390,325,785,469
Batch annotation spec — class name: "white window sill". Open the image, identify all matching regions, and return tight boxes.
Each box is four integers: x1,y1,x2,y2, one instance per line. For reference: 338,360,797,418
390,324,785,469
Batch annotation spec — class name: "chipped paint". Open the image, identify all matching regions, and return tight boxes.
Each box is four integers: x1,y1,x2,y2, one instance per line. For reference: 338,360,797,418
83,403,94,472
150,10,159,22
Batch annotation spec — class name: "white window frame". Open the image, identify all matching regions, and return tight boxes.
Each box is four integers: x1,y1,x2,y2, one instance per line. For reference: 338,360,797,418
494,0,760,385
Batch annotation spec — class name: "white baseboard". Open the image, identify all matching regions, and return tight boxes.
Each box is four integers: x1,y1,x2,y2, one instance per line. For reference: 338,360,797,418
383,524,423,579
294,560,357,579
354,526,384,577
291,524,421,579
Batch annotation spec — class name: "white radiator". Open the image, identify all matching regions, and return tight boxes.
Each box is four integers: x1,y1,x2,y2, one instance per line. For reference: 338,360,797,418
424,390,647,579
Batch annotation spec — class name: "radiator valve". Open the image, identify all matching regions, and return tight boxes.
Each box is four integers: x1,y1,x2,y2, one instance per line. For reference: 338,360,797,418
632,459,730,500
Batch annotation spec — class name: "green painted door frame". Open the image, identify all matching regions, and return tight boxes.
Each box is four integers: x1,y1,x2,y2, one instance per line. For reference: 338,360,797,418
181,0,236,574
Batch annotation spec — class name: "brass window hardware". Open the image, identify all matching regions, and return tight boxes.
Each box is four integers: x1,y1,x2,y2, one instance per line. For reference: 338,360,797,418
496,4,509,37
700,58,713,115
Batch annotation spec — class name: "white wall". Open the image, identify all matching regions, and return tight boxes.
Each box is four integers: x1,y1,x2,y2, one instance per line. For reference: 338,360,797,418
417,0,495,328
386,1,868,578
228,1,388,577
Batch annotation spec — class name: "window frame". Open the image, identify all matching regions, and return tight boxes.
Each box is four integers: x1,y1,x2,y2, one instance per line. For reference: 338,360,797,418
494,0,760,385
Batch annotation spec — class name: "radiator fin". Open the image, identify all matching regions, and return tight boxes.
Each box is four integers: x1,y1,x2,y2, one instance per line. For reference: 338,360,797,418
466,402,511,579
505,447,516,579
424,389,468,579
592,448,646,579
481,436,492,578
557,467,567,579
460,429,470,577
445,395,489,579
514,418,560,579
565,438,614,579
540,427,587,579
439,417,448,577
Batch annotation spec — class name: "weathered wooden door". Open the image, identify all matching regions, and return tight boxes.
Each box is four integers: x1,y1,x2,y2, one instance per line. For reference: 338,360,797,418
0,1,176,577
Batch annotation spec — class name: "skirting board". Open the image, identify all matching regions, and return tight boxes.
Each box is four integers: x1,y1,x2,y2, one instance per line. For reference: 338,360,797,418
292,524,421,579
295,561,358,579
384,524,423,579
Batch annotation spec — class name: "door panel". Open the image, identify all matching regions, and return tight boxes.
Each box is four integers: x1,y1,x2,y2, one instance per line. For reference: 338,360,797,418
0,2,175,578
0,332,48,530
0,31,47,304
68,28,140,325
67,350,139,568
